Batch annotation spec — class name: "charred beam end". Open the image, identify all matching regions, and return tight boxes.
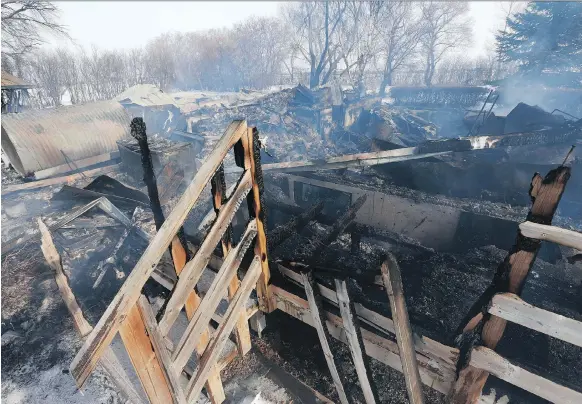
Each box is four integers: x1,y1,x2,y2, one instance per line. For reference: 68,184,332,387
305,194,367,261
130,117,190,261
268,200,325,251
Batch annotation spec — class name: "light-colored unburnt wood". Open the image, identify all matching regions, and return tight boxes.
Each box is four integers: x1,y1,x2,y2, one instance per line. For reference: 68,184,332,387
519,221,582,250
489,293,582,348
137,295,186,404
158,170,252,335
470,346,582,404
171,223,257,372
185,257,262,402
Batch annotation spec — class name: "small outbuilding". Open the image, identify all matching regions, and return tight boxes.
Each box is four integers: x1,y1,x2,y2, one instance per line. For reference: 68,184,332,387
1,71,33,113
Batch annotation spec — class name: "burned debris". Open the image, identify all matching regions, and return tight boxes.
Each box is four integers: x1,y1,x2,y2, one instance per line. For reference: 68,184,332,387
1,79,581,404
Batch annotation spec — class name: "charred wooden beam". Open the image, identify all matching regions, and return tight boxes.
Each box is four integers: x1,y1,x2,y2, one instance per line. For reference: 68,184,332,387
302,272,349,404
335,279,380,404
449,165,571,404
302,195,367,261
381,255,425,404
268,200,325,251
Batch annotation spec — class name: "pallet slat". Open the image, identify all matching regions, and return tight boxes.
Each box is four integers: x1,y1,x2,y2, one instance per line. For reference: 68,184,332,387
489,293,582,348
519,221,582,250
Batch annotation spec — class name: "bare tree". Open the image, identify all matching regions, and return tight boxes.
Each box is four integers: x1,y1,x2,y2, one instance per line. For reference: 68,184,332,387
145,34,176,91
378,1,423,95
284,1,347,88
419,1,472,87
1,0,68,64
337,1,385,95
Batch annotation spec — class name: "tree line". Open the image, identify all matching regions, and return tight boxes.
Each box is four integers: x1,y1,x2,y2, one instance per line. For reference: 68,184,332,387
2,1,580,108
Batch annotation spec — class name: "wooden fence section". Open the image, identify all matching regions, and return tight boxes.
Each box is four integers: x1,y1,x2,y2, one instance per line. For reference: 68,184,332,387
68,120,273,404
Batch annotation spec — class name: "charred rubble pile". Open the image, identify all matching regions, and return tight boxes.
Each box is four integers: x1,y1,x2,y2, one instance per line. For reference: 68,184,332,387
1,83,582,404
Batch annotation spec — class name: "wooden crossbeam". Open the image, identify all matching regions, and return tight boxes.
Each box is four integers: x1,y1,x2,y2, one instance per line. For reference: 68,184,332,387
302,272,350,404
70,120,247,388
489,293,582,348
271,286,455,394
172,223,257,372
381,255,425,404
470,347,582,404
335,279,380,404
158,170,252,335
519,221,582,250
277,264,458,370
186,257,263,402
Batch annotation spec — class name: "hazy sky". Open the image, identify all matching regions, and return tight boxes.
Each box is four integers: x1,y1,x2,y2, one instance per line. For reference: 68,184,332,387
48,1,518,58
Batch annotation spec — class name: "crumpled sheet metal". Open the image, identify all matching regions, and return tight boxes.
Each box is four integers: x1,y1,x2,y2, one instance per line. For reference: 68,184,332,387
1,100,130,176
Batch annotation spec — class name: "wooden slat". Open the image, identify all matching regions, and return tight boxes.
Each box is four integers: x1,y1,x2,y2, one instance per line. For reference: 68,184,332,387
33,151,120,180
519,221,582,250
157,170,252,335
171,223,257,372
335,279,379,404
302,272,349,404
489,293,582,348
271,286,455,394
2,163,120,195
38,219,144,404
70,120,247,388
137,295,186,404
277,264,458,369
470,346,582,404
381,255,425,404
120,306,174,404
185,257,263,402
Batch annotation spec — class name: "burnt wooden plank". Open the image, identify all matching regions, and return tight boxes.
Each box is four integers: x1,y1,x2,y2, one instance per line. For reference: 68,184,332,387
69,120,247,388
381,255,425,404
302,272,350,404
268,201,325,251
335,279,380,404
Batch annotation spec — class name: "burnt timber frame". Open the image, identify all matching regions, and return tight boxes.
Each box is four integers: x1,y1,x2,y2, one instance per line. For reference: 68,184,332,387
68,120,272,404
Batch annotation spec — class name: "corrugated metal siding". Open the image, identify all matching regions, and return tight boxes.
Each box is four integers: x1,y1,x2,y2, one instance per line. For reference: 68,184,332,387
1,100,130,176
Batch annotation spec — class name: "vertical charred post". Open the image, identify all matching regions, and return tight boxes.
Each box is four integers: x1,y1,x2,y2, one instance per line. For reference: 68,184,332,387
210,163,233,254
130,118,189,260
449,165,572,404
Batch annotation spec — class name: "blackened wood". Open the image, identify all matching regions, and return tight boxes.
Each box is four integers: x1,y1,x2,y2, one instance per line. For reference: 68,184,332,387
268,200,325,250
335,279,380,404
381,255,425,404
302,272,350,404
